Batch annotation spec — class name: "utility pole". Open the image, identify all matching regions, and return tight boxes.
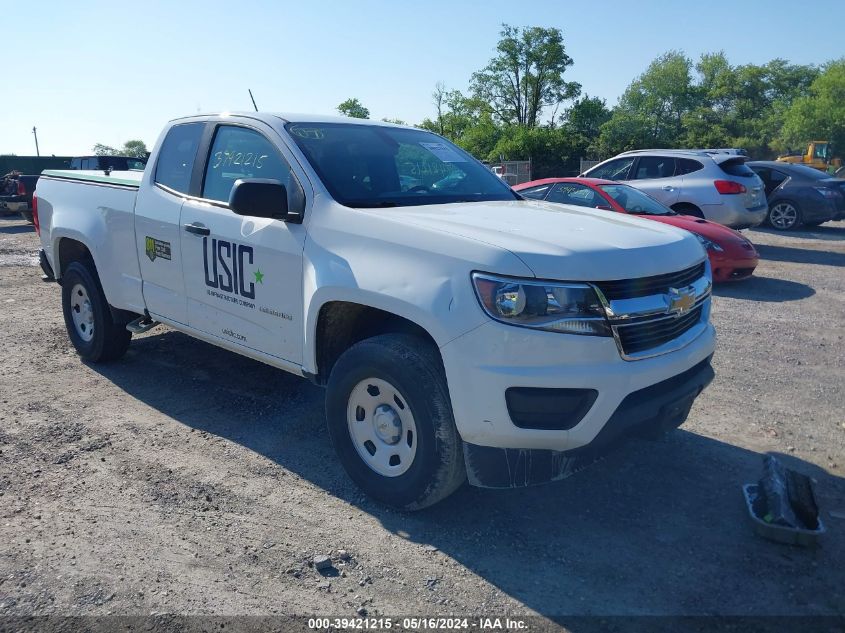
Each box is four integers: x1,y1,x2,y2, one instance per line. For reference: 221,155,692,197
32,127,40,157
248,89,258,112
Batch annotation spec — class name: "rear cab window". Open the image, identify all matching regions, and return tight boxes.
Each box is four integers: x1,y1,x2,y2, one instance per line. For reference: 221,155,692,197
633,156,675,180
676,159,703,175
154,122,205,194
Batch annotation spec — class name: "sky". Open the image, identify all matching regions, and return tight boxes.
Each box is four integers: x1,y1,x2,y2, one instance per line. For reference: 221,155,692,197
2,0,843,156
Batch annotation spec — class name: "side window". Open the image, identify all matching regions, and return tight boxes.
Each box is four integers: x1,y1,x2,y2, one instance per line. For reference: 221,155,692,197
634,156,675,180
752,168,770,185
589,158,634,181
202,126,292,203
70,158,81,169
81,158,92,169
519,184,551,200
676,158,703,175
154,122,205,194
547,183,603,207
769,169,788,187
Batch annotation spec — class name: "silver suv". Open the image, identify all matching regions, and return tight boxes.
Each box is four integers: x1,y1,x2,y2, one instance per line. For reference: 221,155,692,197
583,150,768,228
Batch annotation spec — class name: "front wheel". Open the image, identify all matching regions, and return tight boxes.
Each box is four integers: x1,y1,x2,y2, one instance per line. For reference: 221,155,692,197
61,261,131,362
325,334,465,510
767,201,801,230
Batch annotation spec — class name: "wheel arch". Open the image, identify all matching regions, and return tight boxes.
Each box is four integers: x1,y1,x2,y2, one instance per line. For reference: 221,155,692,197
55,236,94,279
308,299,442,386
671,201,704,218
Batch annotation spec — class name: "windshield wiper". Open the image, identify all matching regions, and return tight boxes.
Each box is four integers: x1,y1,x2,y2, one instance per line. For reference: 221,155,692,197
354,201,399,208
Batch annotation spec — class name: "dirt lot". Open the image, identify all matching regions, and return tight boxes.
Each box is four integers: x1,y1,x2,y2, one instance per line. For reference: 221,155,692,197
0,214,843,627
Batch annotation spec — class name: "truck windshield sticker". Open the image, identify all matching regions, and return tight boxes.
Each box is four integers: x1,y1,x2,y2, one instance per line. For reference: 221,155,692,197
288,127,325,140
145,237,172,262
419,142,466,163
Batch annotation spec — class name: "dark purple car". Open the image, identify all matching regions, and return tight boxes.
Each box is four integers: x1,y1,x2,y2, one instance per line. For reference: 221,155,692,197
748,161,845,230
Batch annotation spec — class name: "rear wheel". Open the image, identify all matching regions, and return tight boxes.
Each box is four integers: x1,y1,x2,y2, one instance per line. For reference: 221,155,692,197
325,333,465,510
767,201,801,230
61,261,131,362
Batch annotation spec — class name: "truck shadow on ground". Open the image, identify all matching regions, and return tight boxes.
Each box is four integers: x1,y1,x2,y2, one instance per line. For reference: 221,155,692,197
713,275,814,302
754,243,845,268
90,330,845,619
0,223,34,234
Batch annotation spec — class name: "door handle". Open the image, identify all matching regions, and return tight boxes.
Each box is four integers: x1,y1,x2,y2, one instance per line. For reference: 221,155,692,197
184,223,210,236
661,186,674,191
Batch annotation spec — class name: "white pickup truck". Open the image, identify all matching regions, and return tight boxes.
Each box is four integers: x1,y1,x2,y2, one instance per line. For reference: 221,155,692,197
34,113,715,509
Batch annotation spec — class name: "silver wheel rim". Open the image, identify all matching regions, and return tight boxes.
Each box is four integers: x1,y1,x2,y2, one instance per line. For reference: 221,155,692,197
69,283,95,342
346,377,418,477
770,203,797,229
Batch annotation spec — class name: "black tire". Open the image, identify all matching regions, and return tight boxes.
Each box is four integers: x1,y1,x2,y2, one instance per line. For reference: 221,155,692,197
61,260,131,362
325,333,465,510
767,200,802,230
671,203,704,219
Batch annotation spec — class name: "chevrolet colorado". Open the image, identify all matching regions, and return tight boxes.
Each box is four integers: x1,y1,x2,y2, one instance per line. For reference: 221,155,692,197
34,113,715,509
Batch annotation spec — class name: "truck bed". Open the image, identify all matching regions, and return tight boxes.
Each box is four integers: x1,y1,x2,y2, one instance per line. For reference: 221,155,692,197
36,169,145,315
41,169,143,188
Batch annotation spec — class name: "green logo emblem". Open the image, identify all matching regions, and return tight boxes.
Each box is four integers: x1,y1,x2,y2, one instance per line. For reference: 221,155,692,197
145,236,156,262
254,269,265,284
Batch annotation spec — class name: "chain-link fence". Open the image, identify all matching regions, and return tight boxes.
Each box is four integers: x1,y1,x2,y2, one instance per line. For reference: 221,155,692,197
579,159,601,175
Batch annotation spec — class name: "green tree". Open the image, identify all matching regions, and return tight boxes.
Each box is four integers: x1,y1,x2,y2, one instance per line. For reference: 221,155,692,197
560,96,611,139
122,140,148,158
616,50,696,145
92,140,148,157
470,24,580,127
337,98,370,119
92,143,119,156
782,59,845,158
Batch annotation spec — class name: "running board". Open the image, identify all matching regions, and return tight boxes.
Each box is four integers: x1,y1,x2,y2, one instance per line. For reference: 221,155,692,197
126,316,160,334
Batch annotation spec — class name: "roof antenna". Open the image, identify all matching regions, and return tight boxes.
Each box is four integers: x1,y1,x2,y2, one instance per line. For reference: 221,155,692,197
248,89,259,112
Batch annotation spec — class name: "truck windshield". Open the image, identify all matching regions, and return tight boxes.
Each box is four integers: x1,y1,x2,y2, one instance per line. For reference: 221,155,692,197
285,122,519,208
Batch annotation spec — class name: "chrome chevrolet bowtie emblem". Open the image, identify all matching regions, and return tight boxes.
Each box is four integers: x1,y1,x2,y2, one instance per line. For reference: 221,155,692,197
666,287,695,316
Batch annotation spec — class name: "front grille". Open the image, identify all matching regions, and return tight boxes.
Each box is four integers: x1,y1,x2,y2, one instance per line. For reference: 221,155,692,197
594,262,705,300
616,305,703,355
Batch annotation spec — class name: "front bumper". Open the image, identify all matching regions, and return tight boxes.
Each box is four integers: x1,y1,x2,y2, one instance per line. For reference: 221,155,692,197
710,251,758,282
440,316,716,453
463,356,714,487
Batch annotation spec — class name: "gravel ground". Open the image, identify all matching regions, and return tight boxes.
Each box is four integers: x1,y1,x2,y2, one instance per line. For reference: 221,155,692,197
0,214,843,628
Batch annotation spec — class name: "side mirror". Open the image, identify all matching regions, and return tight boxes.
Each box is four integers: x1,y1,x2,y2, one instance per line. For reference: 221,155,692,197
229,178,289,220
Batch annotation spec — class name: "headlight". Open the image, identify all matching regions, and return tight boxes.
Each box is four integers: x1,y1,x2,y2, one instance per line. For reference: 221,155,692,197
693,233,724,252
471,273,610,336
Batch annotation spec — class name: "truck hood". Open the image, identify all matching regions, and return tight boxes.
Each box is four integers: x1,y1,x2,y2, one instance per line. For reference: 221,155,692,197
385,200,705,280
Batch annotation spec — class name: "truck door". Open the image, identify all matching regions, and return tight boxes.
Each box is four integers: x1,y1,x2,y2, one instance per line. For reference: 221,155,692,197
179,123,306,364
134,122,206,325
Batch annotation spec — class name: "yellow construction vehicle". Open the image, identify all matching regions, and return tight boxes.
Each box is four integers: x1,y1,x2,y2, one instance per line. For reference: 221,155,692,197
777,141,842,173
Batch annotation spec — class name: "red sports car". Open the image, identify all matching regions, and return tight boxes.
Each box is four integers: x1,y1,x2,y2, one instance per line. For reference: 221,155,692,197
513,177,759,282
